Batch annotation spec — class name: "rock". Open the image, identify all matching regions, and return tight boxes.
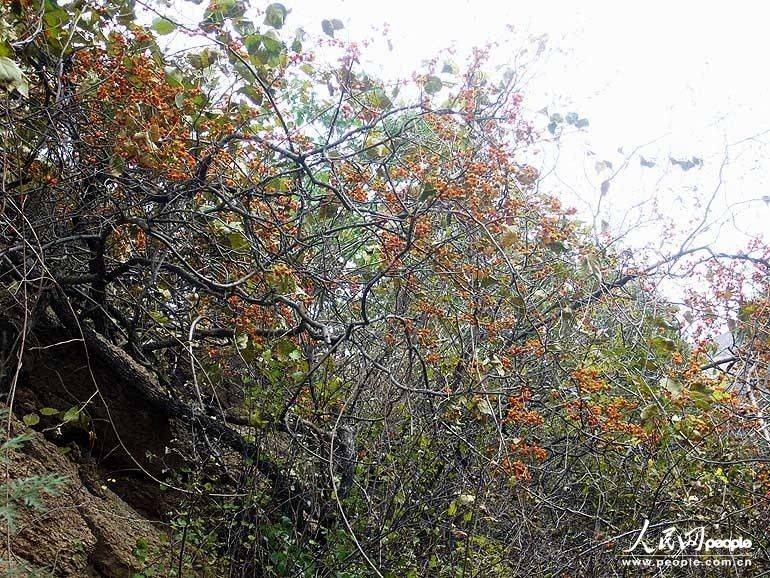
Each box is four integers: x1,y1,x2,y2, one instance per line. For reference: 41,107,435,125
1,407,167,577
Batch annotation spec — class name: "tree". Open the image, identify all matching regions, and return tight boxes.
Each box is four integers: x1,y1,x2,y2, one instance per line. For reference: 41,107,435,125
1,0,768,575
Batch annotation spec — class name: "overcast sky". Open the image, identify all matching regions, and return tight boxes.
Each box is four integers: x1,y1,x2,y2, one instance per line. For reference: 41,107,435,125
287,0,770,256
157,0,770,255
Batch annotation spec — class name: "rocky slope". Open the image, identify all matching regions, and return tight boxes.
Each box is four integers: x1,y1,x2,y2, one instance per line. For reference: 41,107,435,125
1,407,167,577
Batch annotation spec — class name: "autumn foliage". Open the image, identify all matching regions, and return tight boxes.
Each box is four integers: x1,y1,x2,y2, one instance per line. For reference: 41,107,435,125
1,0,770,576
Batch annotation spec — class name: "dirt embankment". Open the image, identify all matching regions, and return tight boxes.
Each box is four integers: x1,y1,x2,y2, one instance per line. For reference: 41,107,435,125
1,406,168,577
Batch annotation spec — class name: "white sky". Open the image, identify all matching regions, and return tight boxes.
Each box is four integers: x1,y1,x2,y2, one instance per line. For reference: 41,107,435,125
155,0,770,256
287,0,770,255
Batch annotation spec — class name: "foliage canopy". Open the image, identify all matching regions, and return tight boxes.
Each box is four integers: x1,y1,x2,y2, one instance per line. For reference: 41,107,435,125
2,0,770,575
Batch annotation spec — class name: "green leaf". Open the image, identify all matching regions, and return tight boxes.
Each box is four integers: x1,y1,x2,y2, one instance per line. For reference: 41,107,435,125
228,231,249,250
245,33,283,59
424,75,442,94
738,303,758,323
239,86,263,105
689,389,712,410
474,398,495,414
62,406,80,423
244,34,262,56
640,404,660,425
711,388,730,402
368,88,392,110
275,339,297,359
203,0,241,22
442,61,458,74
418,182,437,201
264,3,287,29
650,336,677,354
651,316,678,330
39,407,59,416
262,35,284,56
247,410,267,428
151,17,177,35
0,56,27,97
235,332,249,350
545,241,568,253
660,377,682,396
164,66,184,87
149,310,170,324
457,494,476,505
187,49,218,69
288,349,302,361
321,18,344,37
15,78,28,98
22,414,40,426
243,33,284,67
